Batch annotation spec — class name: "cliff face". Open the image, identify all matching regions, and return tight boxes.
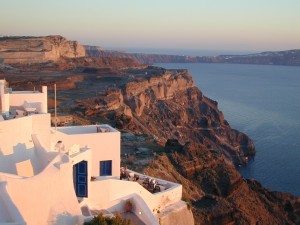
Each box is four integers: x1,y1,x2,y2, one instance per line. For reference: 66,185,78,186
77,68,299,225
0,36,144,73
145,143,299,225
0,35,85,64
79,68,255,165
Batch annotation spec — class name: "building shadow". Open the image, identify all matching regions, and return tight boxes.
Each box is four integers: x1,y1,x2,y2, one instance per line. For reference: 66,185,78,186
0,181,25,224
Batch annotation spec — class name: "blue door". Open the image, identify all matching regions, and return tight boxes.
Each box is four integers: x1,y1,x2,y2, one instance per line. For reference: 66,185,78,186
73,161,88,197
100,160,112,176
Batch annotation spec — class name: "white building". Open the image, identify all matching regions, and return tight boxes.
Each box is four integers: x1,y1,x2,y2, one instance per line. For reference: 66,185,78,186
0,80,187,225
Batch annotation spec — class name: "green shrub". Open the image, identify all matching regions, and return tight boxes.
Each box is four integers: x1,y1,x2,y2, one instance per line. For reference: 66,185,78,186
84,213,131,225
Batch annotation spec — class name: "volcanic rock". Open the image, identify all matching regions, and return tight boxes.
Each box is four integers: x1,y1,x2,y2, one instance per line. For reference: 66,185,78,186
78,68,254,164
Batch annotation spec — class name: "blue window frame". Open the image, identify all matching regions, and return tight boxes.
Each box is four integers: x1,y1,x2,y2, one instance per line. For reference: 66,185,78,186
100,160,112,176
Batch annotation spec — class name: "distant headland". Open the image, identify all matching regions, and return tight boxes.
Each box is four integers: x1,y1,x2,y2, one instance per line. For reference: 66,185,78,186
85,46,300,66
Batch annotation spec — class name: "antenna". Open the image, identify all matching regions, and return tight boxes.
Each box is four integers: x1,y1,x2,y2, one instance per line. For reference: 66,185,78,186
54,83,57,130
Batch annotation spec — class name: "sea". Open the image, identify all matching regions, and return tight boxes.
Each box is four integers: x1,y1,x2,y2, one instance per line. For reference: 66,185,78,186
155,63,300,196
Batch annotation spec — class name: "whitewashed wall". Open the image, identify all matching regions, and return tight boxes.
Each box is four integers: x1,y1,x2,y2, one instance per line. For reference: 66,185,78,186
0,155,82,225
88,177,182,216
0,114,51,175
9,87,47,114
52,126,121,178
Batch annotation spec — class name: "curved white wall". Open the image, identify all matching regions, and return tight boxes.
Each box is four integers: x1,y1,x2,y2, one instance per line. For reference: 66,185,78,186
0,155,82,225
87,178,182,216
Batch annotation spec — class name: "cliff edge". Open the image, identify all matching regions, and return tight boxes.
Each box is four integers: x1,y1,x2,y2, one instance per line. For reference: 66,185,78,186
76,67,299,225
78,67,255,165
0,35,85,64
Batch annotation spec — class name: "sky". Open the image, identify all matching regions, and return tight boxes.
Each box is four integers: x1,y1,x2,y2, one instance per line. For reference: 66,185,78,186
1,0,300,55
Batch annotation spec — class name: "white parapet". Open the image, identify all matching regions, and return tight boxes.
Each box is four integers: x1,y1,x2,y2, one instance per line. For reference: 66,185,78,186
88,170,182,211
0,80,9,115
41,86,47,113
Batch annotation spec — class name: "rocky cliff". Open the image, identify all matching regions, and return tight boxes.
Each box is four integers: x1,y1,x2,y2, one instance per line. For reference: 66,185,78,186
145,143,299,225
76,67,299,225
85,46,300,66
78,67,255,165
0,36,144,73
0,35,85,64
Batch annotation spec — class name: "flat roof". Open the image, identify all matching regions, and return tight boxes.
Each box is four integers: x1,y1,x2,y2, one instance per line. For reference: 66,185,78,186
56,124,118,135
11,91,42,94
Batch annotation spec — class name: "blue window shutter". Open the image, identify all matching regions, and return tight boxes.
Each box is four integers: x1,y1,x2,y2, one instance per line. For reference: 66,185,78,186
100,160,112,176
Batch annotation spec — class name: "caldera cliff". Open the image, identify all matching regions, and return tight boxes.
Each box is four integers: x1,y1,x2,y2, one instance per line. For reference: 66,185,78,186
76,67,299,225
78,67,255,165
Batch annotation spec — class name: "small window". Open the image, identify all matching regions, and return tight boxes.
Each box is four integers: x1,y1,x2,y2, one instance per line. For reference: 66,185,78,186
100,160,112,176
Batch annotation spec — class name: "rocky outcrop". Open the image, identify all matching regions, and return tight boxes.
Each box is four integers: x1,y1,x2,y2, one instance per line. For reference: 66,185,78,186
94,89,124,111
0,35,85,64
78,68,255,165
145,141,299,225
123,70,193,116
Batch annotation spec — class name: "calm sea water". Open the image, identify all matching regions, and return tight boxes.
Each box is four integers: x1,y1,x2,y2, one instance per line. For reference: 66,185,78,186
155,63,300,196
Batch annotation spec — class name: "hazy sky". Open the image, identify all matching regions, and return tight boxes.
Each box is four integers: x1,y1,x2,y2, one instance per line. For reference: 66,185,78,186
1,0,300,53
